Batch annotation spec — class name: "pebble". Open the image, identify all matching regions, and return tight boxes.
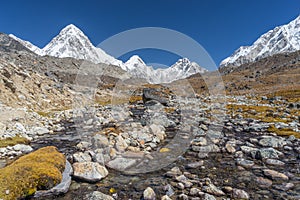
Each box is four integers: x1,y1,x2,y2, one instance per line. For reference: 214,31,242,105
202,183,225,196
178,193,189,200
256,177,273,188
236,158,255,168
161,195,172,200
190,187,201,196
186,161,204,169
143,187,156,200
232,188,249,199
225,143,236,153
263,169,289,181
265,158,285,166
274,182,294,191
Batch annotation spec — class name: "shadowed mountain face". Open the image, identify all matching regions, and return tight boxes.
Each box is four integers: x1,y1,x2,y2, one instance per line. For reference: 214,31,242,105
0,33,33,54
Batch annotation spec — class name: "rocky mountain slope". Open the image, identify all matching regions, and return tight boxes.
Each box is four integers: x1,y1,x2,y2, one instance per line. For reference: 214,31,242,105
220,15,300,68
184,50,300,96
0,37,130,111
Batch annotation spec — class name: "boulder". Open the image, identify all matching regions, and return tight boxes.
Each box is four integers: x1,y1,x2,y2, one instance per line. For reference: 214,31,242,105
73,152,92,163
143,88,168,105
259,136,287,148
33,127,49,136
106,156,137,171
72,162,108,182
256,148,281,160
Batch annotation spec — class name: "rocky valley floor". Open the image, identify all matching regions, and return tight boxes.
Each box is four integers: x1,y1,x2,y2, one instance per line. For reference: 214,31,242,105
0,84,299,200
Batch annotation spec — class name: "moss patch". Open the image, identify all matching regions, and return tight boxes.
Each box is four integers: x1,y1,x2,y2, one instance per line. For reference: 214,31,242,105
0,136,30,148
0,146,65,200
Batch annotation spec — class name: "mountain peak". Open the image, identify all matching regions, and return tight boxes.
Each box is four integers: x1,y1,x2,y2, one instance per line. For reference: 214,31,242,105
220,15,300,68
124,55,147,70
42,23,119,64
174,58,191,65
126,55,146,65
60,24,83,35
171,58,193,71
170,57,206,73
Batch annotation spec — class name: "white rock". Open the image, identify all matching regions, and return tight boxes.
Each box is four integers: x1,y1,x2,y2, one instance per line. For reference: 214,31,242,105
13,144,33,153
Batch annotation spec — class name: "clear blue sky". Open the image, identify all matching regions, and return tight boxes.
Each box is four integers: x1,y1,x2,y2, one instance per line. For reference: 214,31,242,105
0,0,299,68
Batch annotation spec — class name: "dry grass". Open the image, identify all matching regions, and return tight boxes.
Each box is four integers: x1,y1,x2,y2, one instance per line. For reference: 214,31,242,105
267,125,300,138
267,89,300,102
95,127,121,136
129,96,143,104
226,104,290,123
0,136,30,148
164,107,176,113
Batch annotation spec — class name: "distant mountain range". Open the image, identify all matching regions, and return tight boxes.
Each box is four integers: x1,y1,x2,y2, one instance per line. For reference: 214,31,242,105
4,15,300,82
8,24,207,83
220,15,300,68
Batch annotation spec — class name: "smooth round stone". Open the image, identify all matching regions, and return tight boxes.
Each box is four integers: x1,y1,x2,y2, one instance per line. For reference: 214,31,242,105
236,159,255,168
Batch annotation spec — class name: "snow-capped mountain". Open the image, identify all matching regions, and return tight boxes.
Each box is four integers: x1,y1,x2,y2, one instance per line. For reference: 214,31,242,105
8,24,207,83
9,34,45,55
124,55,148,71
220,15,300,68
42,24,123,66
124,56,207,83
163,58,207,82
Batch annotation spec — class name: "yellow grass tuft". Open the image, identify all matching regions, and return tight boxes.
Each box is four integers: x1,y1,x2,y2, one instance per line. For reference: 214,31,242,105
0,146,65,200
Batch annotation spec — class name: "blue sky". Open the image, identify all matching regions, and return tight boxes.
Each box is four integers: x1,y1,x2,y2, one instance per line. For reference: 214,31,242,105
0,0,299,68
